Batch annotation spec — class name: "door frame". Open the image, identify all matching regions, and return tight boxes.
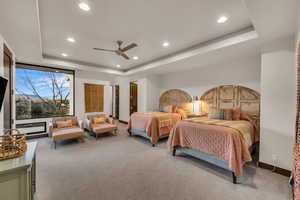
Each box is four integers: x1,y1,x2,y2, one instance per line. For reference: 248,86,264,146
114,85,120,119
3,44,13,129
129,82,138,115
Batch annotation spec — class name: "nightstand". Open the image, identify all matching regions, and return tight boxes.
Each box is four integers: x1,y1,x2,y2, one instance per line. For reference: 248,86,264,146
187,113,206,118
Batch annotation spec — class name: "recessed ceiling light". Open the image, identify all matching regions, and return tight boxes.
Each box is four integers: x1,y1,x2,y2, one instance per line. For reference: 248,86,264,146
133,56,139,60
162,41,170,47
217,16,228,24
67,37,75,43
116,64,121,68
78,2,90,11
62,53,68,57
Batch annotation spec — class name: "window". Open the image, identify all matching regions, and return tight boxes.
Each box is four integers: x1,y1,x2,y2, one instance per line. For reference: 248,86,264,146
16,63,74,120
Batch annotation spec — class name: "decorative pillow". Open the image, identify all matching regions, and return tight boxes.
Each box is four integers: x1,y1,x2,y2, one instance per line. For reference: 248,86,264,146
56,120,72,128
180,103,193,115
68,116,77,126
177,108,187,119
223,109,233,120
93,117,106,124
232,108,241,120
240,112,251,121
172,105,178,113
208,107,224,120
162,105,172,113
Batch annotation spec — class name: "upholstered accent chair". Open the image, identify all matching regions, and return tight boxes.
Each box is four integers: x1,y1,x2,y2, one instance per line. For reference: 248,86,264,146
84,114,117,139
48,116,85,149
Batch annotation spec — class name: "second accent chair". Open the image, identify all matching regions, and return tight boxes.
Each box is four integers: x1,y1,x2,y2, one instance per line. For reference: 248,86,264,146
85,114,117,139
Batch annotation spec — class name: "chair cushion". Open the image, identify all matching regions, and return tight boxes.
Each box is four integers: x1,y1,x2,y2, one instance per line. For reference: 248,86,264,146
56,120,72,128
52,127,84,141
53,116,78,127
93,117,106,124
92,123,117,134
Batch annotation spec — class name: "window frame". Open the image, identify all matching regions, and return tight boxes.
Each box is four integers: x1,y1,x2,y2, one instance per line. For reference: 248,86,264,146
15,62,76,120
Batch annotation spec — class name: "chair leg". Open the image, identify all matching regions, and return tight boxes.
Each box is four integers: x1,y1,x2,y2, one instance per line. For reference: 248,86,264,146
54,141,56,149
232,172,237,184
80,137,85,143
172,148,176,156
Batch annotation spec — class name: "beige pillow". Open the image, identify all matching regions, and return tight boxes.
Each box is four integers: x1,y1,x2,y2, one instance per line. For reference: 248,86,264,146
93,117,106,124
56,120,72,128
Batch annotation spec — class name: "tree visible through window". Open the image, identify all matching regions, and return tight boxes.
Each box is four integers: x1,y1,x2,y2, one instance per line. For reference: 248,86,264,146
16,64,74,120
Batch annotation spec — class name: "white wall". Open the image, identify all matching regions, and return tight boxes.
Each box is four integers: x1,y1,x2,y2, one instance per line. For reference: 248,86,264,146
147,75,162,111
115,56,261,123
159,56,261,98
115,74,161,122
260,50,296,170
75,70,114,120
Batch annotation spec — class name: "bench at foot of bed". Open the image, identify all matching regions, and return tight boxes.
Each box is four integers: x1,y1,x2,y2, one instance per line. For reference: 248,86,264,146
172,147,238,184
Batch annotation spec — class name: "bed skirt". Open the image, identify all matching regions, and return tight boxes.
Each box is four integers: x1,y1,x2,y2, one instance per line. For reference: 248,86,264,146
129,128,169,147
173,147,240,183
172,143,258,184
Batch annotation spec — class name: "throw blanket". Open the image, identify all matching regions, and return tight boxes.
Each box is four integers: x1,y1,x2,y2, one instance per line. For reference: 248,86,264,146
168,117,254,177
185,118,254,148
128,112,181,144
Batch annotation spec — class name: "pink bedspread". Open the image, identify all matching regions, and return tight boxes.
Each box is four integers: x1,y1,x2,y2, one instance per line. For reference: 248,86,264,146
167,120,253,177
128,112,181,144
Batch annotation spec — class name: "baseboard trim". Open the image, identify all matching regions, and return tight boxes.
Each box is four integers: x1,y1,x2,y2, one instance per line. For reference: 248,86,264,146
119,120,128,124
27,133,49,140
258,162,291,177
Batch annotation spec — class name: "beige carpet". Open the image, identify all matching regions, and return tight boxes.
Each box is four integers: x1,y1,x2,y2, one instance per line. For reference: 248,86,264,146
34,123,291,200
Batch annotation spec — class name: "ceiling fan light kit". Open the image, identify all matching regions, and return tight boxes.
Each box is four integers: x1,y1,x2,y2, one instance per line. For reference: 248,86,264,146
94,40,138,60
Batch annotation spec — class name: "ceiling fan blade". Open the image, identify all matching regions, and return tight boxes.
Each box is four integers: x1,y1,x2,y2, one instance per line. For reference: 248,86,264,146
93,48,116,52
121,43,137,52
120,52,130,60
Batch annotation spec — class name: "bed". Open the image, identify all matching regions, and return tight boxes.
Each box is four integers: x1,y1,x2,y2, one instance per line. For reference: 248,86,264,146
128,89,192,146
168,85,260,183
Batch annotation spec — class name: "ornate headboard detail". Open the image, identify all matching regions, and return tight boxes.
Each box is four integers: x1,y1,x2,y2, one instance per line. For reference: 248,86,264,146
159,89,193,113
200,85,260,117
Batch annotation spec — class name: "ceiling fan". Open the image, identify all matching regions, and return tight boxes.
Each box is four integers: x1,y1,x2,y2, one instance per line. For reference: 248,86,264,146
93,40,138,60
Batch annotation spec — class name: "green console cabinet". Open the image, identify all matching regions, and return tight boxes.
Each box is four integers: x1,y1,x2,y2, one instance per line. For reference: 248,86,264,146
0,142,37,200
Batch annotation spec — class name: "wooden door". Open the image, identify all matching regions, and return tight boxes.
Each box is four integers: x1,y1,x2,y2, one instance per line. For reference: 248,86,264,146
130,82,138,115
84,83,104,112
115,85,119,119
3,44,13,130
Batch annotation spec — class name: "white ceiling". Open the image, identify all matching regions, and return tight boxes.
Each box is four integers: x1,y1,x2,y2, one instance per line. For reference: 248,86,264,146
0,0,298,76
39,0,252,70
0,0,42,63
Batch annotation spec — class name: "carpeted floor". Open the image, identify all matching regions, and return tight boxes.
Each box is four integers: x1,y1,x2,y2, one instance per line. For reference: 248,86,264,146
33,122,291,200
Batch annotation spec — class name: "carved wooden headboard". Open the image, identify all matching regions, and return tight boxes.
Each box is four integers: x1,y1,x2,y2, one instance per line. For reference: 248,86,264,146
159,89,193,113
200,85,260,117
